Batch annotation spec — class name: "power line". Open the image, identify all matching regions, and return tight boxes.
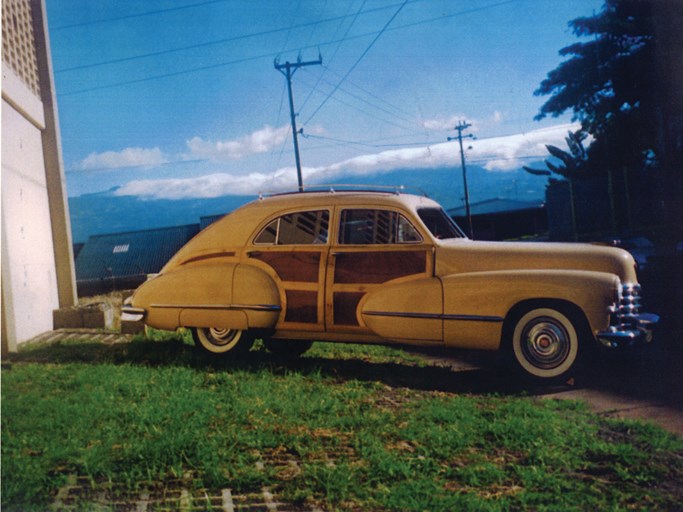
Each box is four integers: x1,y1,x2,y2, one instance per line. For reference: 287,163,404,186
301,67,416,127
303,0,409,125
57,23,404,97
54,2,407,73
59,51,276,97
299,82,416,133
52,0,229,31
316,65,417,122
301,132,441,148
301,0,518,124
297,73,417,132
298,0,367,113
57,0,517,97
268,81,289,171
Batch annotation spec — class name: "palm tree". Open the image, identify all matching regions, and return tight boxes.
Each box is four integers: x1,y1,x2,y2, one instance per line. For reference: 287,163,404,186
524,130,588,241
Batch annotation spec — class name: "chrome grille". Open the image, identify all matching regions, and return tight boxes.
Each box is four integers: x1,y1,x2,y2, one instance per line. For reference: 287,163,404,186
614,283,642,328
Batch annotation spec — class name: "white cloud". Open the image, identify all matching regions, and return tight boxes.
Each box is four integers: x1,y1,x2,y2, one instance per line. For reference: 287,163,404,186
76,147,168,171
115,123,579,200
422,111,505,133
184,125,290,161
491,110,504,124
421,114,471,132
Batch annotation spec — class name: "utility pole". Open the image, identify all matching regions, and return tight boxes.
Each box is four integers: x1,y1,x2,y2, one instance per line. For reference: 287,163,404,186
274,54,322,192
448,121,475,238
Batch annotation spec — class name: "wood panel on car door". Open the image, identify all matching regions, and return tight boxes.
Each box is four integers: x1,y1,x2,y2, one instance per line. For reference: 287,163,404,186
248,247,328,332
246,208,330,332
326,247,434,334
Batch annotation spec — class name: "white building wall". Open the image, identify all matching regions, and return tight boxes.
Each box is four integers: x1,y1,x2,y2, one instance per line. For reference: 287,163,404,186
2,0,77,353
2,95,60,342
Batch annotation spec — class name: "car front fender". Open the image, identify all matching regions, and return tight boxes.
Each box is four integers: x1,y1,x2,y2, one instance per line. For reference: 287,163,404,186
441,269,620,350
359,276,443,343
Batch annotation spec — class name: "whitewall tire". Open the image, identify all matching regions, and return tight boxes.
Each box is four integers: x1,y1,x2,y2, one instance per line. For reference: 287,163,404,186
192,327,253,355
511,307,580,380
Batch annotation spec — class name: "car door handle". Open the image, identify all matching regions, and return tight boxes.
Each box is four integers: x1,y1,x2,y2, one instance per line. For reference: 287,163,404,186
247,251,262,257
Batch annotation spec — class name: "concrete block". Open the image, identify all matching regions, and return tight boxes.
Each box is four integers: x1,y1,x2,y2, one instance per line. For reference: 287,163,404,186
121,320,145,335
82,303,114,329
53,308,83,329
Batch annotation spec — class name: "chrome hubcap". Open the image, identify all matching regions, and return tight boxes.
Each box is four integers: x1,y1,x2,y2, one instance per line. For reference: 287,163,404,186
207,328,239,346
522,317,570,369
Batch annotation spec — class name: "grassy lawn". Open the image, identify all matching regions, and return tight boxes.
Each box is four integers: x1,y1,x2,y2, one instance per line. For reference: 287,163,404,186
2,331,682,511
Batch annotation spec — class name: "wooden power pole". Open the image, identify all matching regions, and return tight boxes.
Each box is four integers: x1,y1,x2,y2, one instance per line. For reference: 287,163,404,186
274,55,322,192
448,121,475,238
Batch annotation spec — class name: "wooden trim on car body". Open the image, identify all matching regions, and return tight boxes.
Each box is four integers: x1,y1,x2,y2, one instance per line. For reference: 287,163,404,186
129,191,638,352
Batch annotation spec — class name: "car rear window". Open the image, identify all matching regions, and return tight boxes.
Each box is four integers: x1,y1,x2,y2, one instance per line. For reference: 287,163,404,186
254,210,329,245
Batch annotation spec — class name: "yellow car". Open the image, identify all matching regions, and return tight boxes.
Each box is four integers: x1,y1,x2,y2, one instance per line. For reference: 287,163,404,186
123,189,658,380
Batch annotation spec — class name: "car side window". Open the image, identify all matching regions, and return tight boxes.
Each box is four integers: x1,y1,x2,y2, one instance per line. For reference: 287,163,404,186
339,209,423,245
254,210,329,245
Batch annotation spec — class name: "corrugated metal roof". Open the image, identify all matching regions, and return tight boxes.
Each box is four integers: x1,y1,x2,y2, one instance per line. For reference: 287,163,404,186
199,213,226,230
75,224,200,281
448,198,545,217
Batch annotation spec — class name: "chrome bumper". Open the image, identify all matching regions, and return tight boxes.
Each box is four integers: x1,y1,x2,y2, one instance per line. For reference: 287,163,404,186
121,303,146,322
597,312,659,347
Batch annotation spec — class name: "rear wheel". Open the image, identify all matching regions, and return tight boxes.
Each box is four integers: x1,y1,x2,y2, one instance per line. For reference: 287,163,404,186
263,338,313,358
192,327,254,355
510,307,580,380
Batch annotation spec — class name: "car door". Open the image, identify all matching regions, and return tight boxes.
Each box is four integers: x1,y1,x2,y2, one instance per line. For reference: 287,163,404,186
325,207,436,337
247,209,330,332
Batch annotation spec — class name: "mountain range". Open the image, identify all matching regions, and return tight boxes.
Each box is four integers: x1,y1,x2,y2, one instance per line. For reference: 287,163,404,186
68,164,549,244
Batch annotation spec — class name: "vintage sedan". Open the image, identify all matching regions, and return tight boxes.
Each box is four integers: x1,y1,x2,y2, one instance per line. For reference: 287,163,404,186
122,188,658,380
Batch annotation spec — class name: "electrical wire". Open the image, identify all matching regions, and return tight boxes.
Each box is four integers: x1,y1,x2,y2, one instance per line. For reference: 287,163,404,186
54,2,407,73
296,73,416,132
298,80,416,133
302,0,409,125
318,65,416,122
52,0,229,31
57,0,518,97
298,0,367,113
301,67,417,126
301,132,441,148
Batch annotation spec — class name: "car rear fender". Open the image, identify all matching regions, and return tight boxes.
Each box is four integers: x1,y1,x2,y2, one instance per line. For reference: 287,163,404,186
131,262,280,331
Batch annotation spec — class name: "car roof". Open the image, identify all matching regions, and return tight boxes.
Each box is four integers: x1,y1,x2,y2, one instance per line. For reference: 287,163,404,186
162,191,442,270
254,190,440,209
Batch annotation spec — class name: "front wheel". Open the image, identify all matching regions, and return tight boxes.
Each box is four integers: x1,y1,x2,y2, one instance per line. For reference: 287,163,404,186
510,307,580,380
192,327,254,356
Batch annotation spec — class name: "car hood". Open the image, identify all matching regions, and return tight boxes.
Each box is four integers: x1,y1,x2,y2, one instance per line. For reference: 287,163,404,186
435,239,638,283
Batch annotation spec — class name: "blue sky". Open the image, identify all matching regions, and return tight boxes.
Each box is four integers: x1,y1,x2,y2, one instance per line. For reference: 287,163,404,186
47,0,603,198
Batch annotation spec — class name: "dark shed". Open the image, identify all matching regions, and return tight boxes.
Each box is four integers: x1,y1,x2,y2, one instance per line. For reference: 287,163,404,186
75,224,200,296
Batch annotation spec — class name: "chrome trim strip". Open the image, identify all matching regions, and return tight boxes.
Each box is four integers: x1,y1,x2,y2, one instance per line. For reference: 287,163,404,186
150,303,281,312
363,311,503,323
121,307,146,315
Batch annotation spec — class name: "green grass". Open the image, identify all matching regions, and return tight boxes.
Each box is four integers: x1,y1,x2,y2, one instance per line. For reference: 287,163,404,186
2,332,682,511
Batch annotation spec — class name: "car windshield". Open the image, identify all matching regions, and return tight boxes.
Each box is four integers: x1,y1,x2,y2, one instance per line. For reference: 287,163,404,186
417,208,466,239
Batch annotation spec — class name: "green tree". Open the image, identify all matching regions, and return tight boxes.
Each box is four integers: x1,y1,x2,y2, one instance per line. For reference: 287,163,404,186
534,0,657,172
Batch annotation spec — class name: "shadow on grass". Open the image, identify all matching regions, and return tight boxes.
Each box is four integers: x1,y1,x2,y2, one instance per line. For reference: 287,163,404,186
7,336,546,397
9,332,682,409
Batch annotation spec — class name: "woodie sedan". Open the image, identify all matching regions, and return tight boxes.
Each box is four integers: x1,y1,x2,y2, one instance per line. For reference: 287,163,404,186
123,189,658,380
